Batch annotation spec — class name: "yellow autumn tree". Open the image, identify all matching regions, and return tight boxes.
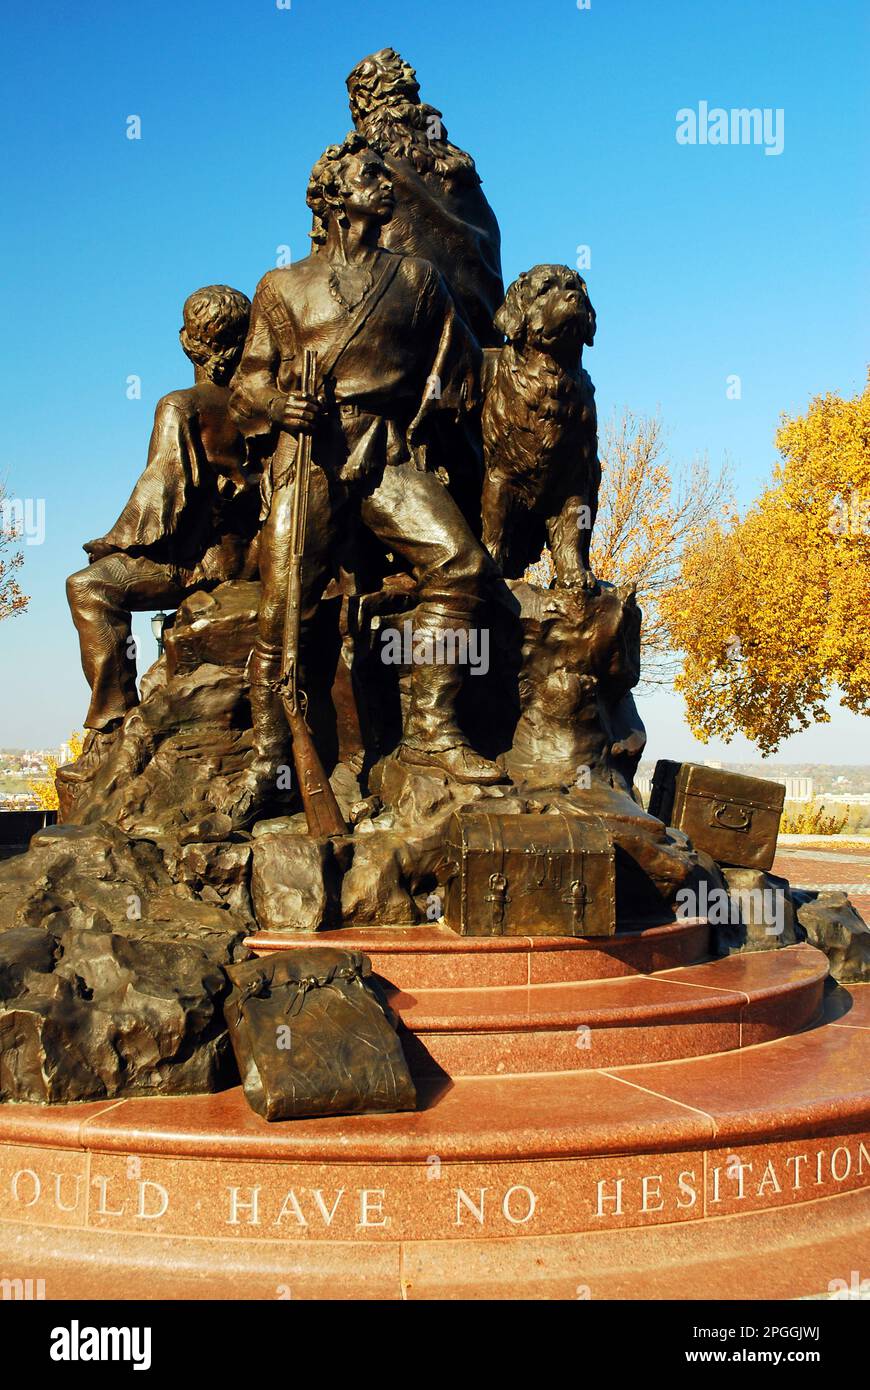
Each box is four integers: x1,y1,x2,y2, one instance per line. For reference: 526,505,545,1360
28,733,84,811
590,411,731,685
525,411,731,684
0,481,28,622
663,373,870,753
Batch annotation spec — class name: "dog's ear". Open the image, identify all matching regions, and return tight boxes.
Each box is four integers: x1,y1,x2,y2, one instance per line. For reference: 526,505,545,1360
494,273,530,344
579,277,596,347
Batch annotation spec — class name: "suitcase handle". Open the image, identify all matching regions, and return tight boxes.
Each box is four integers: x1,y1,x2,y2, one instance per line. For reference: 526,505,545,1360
562,879,587,926
710,801,752,832
485,872,509,935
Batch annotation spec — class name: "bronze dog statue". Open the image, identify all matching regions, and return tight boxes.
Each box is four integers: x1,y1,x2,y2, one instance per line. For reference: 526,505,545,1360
481,264,599,586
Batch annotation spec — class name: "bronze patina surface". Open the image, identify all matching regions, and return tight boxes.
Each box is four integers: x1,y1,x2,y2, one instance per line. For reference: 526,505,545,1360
224,948,416,1120
0,49,862,1113
347,47,504,346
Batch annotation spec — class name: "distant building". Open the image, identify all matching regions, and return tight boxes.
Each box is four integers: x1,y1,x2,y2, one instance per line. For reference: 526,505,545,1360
753,773,814,802
784,776,814,802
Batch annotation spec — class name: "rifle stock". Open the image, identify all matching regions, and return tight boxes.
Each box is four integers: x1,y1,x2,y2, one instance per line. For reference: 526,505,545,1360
285,705,346,838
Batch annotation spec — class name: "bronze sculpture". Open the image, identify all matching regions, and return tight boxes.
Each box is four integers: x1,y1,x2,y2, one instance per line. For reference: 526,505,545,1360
224,948,416,1120
64,286,259,784
0,47,862,1118
481,266,600,585
229,131,504,822
270,345,348,838
347,47,504,347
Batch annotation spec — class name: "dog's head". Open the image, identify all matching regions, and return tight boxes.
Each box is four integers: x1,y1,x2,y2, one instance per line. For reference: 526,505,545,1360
495,265,596,356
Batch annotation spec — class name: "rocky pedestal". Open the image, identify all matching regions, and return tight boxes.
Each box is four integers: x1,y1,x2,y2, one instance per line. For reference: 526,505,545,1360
0,822,250,1103
0,584,264,1102
793,889,870,983
4,576,870,1108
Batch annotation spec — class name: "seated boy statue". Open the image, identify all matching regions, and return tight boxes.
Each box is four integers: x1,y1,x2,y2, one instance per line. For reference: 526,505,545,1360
65,284,260,776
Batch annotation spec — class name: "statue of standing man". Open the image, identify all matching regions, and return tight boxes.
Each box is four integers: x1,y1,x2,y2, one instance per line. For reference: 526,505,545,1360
229,132,504,815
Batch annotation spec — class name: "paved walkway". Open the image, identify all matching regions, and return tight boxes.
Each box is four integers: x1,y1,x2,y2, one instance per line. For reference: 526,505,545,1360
773,843,870,922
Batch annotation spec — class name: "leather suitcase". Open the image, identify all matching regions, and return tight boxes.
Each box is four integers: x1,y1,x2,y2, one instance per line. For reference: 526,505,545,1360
648,760,785,871
443,807,616,937
224,948,416,1121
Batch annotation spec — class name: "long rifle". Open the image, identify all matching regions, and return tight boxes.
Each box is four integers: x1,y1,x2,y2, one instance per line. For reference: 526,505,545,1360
277,348,348,837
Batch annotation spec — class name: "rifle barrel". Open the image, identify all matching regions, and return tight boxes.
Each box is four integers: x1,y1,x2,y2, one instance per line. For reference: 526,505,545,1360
278,348,348,838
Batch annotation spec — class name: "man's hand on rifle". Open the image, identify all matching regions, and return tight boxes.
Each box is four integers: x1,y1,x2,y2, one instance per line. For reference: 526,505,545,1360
277,391,322,435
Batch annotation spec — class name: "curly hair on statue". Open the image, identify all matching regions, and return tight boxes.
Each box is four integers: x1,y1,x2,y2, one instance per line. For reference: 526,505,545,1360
306,131,374,246
179,284,251,385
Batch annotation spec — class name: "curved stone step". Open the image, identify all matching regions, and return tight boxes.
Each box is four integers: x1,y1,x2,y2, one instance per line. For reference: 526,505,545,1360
4,1185,867,1300
1,984,861,1295
390,944,828,1074
7,981,862,1166
0,989,861,1262
0,988,867,1286
400,1185,870,1301
246,915,712,989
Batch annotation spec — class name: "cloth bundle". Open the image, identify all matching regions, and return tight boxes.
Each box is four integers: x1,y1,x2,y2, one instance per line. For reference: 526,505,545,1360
224,948,416,1121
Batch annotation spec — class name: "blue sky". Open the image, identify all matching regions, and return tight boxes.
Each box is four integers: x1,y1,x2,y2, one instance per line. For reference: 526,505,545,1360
1,0,867,760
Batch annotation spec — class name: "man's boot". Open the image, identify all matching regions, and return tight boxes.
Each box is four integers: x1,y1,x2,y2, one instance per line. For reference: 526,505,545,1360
217,651,294,827
54,723,123,820
397,599,505,785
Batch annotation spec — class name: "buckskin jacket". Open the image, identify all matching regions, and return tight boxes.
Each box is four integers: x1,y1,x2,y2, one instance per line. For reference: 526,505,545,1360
228,249,481,508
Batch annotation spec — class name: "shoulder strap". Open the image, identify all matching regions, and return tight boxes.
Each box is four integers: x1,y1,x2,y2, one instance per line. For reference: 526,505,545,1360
317,253,403,383
257,256,404,388
257,277,296,355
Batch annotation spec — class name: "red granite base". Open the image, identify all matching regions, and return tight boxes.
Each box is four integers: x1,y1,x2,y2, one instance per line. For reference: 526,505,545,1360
1,921,868,1299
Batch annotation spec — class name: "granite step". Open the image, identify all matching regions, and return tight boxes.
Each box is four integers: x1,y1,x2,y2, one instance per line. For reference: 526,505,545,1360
22,982,866,1166
400,1184,870,1301
1,987,867,1277
246,915,712,988
389,943,828,1075
5,1185,867,1300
